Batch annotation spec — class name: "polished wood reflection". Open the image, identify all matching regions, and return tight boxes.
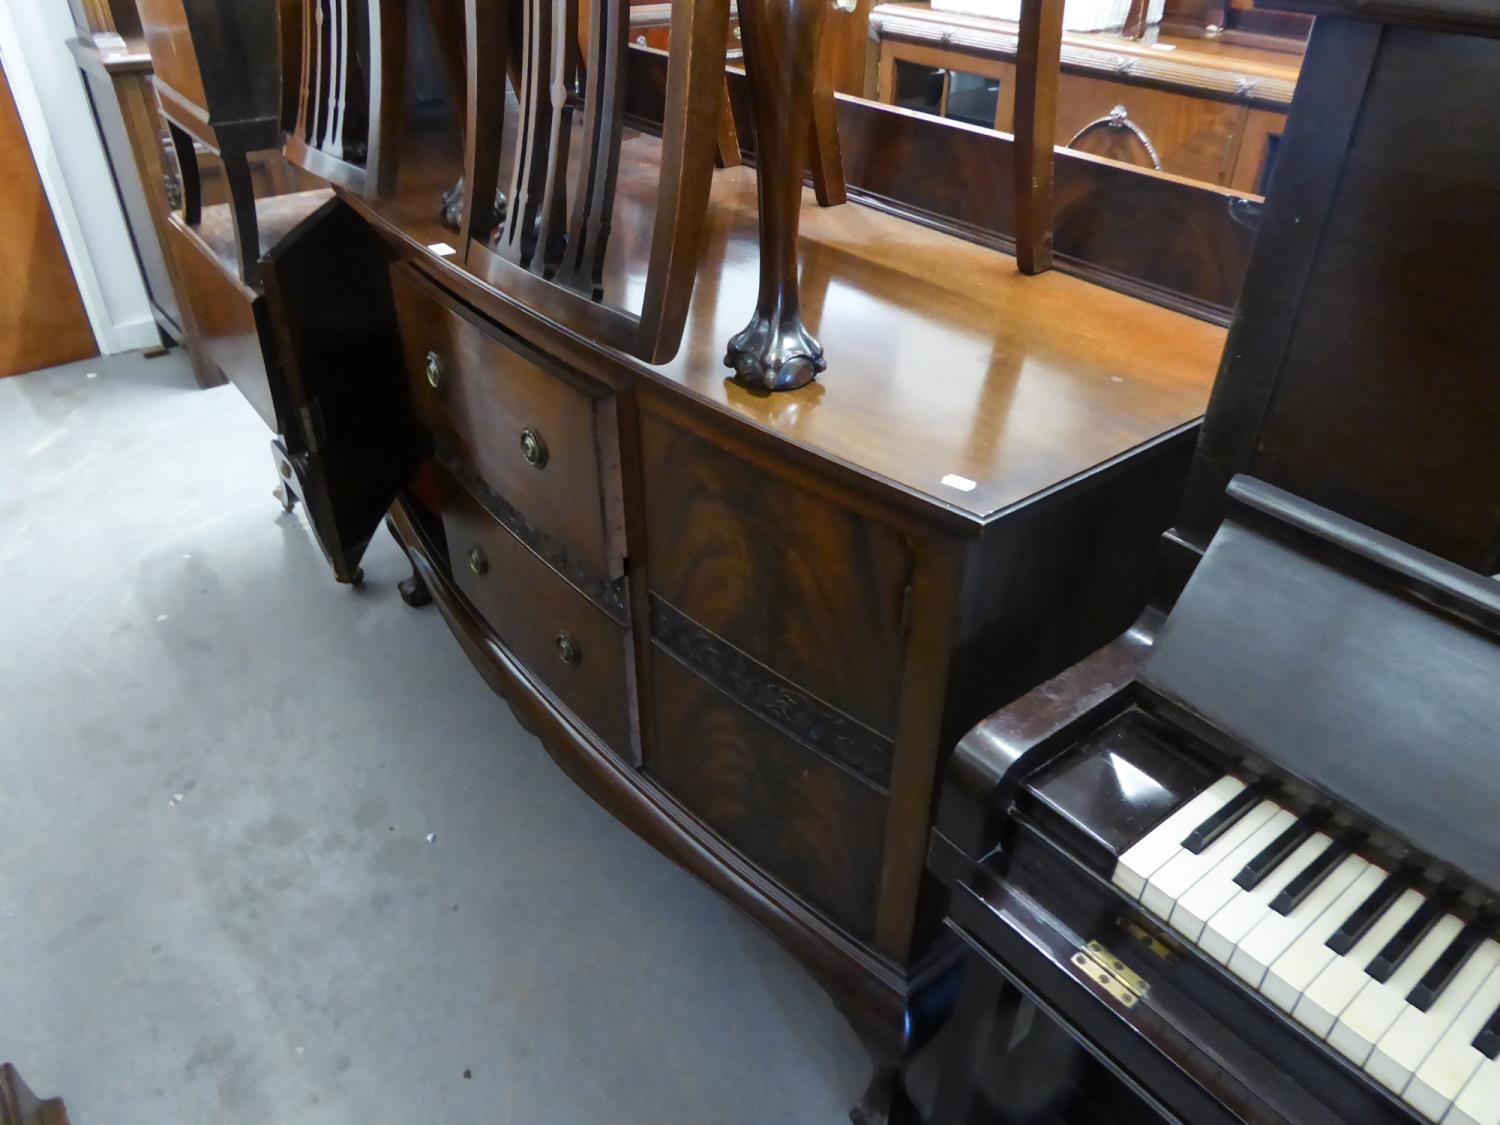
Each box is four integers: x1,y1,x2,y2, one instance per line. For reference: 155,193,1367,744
355,124,1224,526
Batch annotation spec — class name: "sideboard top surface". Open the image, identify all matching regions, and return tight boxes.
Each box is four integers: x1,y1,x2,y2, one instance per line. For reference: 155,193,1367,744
354,125,1224,529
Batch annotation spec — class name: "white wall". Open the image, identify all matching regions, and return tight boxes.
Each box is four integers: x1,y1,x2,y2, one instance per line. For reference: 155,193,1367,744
0,2,159,355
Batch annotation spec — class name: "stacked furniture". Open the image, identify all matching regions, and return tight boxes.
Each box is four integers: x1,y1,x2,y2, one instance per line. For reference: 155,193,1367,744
148,0,1302,1117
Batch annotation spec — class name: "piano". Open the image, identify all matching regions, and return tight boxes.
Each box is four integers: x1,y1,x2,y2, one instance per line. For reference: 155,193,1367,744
926,0,1500,1121
931,475,1500,1123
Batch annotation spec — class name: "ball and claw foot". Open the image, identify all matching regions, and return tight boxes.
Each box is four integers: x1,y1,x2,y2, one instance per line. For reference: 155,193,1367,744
849,1065,919,1125
440,176,508,234
440,178,464,230
724,313,826,393
398,571,432,608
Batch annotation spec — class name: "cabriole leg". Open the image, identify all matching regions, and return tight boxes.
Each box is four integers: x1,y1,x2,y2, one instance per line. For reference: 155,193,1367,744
724,0,830,392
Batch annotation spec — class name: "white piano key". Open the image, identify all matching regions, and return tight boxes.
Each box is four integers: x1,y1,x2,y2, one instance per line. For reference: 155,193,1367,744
1231,854,1370,988
1328,911,1463,1066
1140,798,1280,922
1406,964,1500,1122
1367,938,1500,1096
1168,808,1296,946
1292,887,1424,1040
1199,827,1332,966
1112,776,1246,901
1262,865,1389,1013
1449,1054,1500,1125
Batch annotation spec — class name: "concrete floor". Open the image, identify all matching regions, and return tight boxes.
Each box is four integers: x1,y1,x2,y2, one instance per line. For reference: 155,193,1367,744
0,351,871,1123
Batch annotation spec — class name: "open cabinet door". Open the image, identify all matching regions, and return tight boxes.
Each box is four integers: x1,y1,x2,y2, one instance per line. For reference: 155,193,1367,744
260,198,420,583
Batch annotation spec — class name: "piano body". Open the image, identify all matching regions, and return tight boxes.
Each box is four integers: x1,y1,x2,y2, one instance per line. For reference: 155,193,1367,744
928,1,1500,1122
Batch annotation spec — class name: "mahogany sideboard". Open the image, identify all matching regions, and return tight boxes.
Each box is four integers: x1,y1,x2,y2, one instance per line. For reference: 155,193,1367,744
143,8,1235,1116
230,116,1223,1117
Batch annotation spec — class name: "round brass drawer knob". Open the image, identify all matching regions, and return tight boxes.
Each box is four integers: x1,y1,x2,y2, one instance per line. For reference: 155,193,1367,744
555,632,580,666
425,350,444,391
468,546,489,576
520,426,549,469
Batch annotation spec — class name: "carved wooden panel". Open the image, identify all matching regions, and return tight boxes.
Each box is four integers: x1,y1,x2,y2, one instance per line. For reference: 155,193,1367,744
650,596,894,789
649,652,886,939
640,411,912,738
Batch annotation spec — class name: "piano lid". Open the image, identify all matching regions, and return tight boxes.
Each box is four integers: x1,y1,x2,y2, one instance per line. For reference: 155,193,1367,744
1141,475,1500,900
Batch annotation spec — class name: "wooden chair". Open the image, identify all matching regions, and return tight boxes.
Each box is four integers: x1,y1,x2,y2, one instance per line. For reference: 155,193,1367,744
138,0,300,286
461,0,732,368
458,0,844,387
283,0,408,198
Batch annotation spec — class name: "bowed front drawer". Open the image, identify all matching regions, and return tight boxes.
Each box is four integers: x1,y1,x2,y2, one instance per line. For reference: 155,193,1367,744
438,466,635,760
390,264,626,583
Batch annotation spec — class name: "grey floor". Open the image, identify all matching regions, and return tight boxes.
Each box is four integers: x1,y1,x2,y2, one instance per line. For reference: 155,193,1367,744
1,351,870,1123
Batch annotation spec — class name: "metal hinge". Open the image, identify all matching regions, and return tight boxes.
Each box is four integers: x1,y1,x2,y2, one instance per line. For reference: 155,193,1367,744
1120,915,1182,965
1073,940,1149,1009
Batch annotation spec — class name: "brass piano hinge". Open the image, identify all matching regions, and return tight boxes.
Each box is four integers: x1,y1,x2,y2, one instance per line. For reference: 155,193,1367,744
1120,916,1182,965
1073,940,1148,1009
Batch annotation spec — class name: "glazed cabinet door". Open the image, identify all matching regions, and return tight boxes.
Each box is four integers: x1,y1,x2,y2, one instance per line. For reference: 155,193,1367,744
260,199,421,583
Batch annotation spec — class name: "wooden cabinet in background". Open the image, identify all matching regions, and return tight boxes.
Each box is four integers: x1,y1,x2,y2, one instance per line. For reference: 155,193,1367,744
870,2,1297,192
66,1,321,388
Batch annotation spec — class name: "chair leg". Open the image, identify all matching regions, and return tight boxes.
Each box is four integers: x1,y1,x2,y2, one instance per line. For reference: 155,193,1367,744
222,148,263,288
809,32,847,207
716,77,742,168
167,122,202,226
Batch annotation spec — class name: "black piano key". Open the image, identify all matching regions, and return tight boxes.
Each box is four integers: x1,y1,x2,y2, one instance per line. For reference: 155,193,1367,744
1365,894,1447,984
1235,813,1322,892
1271,836,1355,916
1327,870,1406,956
1407,920,1488,1013
1474,1003,1500,1060
1182,779,1272,855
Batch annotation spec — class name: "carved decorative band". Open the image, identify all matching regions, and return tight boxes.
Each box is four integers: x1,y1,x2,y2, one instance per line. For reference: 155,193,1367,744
649,596,893,791
437,452,629,624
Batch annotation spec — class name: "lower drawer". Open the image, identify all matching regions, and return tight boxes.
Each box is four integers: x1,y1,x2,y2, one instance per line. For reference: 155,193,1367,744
440,472,635,758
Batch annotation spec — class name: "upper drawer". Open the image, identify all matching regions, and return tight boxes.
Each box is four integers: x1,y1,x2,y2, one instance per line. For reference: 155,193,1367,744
390,264,625,581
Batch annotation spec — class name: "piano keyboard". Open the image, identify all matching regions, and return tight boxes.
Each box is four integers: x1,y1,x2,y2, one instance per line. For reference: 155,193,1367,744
1112,775,1500,1124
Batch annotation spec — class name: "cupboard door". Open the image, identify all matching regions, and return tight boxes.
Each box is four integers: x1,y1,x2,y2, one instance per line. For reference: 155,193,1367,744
261,199,420,582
